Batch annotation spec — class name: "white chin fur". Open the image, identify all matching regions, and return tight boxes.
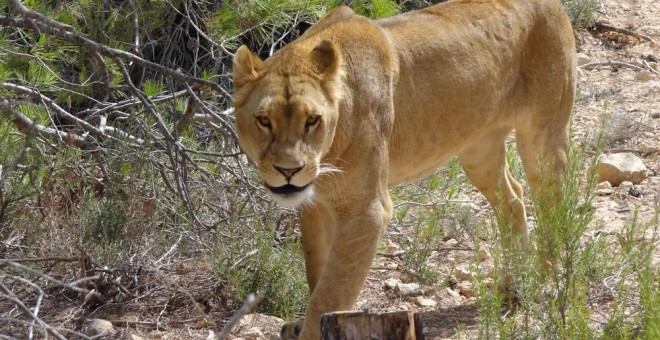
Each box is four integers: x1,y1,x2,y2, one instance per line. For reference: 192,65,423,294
269,186,314,207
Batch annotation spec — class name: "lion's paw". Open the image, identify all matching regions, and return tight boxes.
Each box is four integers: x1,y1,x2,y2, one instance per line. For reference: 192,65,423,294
280,319,303,340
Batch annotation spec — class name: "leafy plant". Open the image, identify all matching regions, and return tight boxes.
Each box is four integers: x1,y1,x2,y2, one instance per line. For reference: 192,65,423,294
214,216,308,320
562,0,600,28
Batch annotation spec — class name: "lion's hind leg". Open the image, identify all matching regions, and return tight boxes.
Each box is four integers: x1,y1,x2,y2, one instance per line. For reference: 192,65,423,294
459,127,529,251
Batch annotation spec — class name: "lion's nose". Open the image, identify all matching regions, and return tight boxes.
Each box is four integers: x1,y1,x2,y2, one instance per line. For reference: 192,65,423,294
274,165,303,180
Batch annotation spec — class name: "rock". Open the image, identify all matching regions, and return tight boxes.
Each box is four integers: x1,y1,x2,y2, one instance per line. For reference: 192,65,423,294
415,296,437,307
452,266,473,281
398,282,423,297
457,282,474,298
635,70,655,81
243,327,264,340
620,181,634,188
576,53,592,66
147,330,164,339
596,181,614,195
383,278,400,290
85,319,116,336
477,248,491,262
597,153,648,186
383,278,423,296
236,313,284,339
383,238,401,253
446,287,461,299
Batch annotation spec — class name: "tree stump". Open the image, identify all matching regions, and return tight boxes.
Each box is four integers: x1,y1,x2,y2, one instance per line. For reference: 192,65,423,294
321,310,422,339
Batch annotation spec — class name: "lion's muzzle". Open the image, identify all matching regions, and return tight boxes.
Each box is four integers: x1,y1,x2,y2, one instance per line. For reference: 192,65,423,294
265,183,313,207
267,183,310,195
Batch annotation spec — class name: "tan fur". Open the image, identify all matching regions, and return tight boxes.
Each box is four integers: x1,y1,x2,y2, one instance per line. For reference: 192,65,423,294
233,0,575,338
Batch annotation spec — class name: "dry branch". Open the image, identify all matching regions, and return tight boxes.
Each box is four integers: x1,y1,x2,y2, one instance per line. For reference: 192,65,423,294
217,291,266,339
594,21,658,47
0,99,89,148
579,61,648,72
3,0,228,97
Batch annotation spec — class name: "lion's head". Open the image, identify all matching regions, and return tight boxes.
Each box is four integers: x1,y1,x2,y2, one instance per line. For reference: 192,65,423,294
232,40,344,206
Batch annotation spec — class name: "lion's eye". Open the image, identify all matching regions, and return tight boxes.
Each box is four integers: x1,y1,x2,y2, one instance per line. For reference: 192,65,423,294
305,115,320,130
256,116,271,129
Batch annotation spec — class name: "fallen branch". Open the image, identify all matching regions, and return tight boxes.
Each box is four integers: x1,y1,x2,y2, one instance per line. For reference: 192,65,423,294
0,279,67,340
594,21,658,47
642,60,660,75
3,256,79,263
579,61,647,72
0,259,100,297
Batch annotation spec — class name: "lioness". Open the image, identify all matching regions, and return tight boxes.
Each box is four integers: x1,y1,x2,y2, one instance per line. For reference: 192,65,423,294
232,0,575,338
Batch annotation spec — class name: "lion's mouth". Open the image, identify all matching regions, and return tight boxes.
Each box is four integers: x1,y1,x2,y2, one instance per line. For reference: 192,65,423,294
266,183,310,196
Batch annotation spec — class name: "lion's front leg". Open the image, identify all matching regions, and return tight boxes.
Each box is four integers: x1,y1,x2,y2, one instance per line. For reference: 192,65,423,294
295,195,392,340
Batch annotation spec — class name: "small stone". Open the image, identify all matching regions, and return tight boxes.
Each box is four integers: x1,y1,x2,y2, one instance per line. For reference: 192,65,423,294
445,238,459,247
597,153,648,186
477,248,491,262
86,319,116,336
384,239,401,253
620,181,634,188
398,282,423,297
148,331,164,339
244,327,264,340
596,181,613,195
651,112,660,119
384,278,423,296
576,53,592,66
452,266,473,281
415,296,437,307
446,287,461,298
635,70,654,81
383,278,400,290
483,277,495,288
457,281,474,298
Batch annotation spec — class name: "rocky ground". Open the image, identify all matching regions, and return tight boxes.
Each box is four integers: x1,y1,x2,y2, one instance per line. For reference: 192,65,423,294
98,1,659,339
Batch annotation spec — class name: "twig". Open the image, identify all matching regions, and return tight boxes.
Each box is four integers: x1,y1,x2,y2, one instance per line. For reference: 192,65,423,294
580,61,647,72
0,280,67,340
217,291,266,339
642,60,660,75
0,13,227,98
0,99,89,148
2,256,78,263
1,82,143,145
0,259,100,296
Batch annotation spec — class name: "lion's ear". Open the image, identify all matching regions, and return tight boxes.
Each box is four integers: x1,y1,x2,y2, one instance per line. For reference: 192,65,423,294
309,40,341,80
233,45,263,87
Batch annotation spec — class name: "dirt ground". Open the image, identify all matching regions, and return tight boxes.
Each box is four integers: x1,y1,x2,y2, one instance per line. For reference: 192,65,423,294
119,1,660,339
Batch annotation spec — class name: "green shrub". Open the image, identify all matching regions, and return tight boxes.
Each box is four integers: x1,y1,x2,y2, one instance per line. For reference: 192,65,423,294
562,0,600,28
214,216,308,320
